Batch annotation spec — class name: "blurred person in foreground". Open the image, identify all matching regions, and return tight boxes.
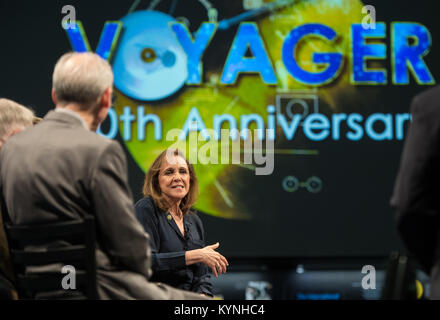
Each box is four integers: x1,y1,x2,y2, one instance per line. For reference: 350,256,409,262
0,52,208,300
391,86,440,300
135,149,228,297
0,98,34,299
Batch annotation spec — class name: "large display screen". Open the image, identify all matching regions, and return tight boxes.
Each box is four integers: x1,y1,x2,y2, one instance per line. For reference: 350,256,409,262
1,0,438,258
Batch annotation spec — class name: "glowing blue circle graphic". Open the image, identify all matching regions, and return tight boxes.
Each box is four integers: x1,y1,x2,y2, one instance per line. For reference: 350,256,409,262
112,10,188,101
282,176,299,193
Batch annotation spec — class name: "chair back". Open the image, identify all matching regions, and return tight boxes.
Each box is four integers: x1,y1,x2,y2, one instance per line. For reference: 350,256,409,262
4,216,97,299
381,251,417,300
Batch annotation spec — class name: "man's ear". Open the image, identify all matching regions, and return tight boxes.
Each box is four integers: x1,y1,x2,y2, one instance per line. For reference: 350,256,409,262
92,87,113,130
100,87,112,110
51,89,58,105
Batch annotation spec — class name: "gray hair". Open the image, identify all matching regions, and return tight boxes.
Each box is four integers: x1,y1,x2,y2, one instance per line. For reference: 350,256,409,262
52,52,113,110
0,98,34,147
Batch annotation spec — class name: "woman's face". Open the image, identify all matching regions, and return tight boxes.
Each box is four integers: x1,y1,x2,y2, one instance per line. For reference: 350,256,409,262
158,154,190,202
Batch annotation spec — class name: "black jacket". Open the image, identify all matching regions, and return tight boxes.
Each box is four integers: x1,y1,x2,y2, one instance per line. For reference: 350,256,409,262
135,196,213,296
391,86,440,298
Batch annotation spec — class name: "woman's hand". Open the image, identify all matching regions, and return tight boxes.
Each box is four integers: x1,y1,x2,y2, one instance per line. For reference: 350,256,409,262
185,242,229,277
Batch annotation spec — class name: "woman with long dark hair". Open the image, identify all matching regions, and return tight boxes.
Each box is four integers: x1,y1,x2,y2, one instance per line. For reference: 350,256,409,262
135,149,228,296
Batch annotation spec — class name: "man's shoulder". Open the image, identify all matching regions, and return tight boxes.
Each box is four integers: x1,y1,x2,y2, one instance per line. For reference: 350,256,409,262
415,85,440,100
39,118,120,152
54,122,117,148
1,119,123,170
86,133,122,154
10,116,112,144
412,86,440,115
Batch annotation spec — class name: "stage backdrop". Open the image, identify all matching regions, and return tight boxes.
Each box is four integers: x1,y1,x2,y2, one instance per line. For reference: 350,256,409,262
1,0,438,258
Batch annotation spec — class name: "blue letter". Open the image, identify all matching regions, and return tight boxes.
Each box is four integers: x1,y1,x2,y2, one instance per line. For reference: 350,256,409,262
392,23,435,85
351,23,387,84
277,114,302,140
266,105,276,141
171,22,217,84
97,108,118,139
65,21,122,60
221,23,277,85
365,113,393,140
180,107,209,140
241,114,265,140
395,113,412,140
213,114,238,140
346,113,364,140
137,106,162,141
331,113,347,140
303,114,330,141
282,24,343,85
120,106,135,141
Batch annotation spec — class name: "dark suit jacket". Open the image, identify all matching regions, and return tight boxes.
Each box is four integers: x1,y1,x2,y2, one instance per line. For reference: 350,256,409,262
0,110,205,300
391,86,440,299
0,206,16,299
